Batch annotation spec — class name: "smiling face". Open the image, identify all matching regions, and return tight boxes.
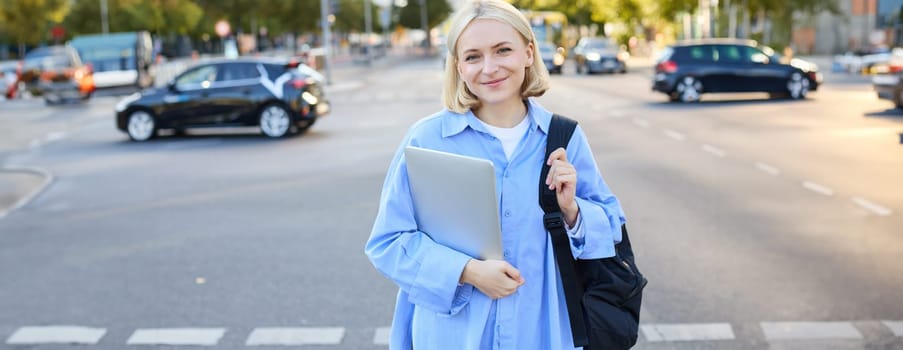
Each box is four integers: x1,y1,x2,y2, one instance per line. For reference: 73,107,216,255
455,18,534,109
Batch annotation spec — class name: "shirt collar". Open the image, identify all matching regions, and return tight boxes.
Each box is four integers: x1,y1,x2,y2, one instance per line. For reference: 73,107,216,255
440,98,553,138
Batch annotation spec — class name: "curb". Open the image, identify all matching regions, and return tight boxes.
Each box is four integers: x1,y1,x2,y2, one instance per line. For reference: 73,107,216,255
0,166,54,220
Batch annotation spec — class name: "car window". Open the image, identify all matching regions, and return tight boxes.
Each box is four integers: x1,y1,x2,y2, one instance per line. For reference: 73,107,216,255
175,65,217,87
217,63,260,82
744,47,770,64
715,45,744,63
674,45,714,62
263,64,287,79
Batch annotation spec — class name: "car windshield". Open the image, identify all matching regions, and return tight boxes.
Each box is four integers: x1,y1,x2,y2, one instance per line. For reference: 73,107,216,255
24,49,72,70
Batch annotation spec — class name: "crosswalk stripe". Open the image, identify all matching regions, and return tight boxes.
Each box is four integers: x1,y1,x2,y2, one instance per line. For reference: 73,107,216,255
884,321,903,336
246,327,344,345
373,327,391,345
761,322,862,340
641,323,735,341
126,328,226,346
6,326,106,345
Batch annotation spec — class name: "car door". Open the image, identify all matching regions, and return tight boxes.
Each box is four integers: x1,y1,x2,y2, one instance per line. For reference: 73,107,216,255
709,45,748,93
742,46,786,92
159,64,218,128
203,62,262,125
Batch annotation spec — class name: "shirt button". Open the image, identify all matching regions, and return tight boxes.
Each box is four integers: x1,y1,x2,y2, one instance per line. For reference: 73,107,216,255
504,250,511,258
504,210,511,217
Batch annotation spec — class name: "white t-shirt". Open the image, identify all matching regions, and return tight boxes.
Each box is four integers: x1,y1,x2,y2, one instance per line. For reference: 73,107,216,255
477,116,530,161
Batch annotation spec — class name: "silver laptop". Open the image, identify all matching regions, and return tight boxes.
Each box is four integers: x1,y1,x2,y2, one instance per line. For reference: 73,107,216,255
404,146,503,260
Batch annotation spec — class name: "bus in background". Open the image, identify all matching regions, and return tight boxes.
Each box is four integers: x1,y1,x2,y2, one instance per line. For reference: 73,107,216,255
70,31,154,89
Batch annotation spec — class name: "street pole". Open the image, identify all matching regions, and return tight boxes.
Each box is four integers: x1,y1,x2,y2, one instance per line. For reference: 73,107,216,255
364,0,373,65
320,0,333,85
419,0,430,52
100,0,109,34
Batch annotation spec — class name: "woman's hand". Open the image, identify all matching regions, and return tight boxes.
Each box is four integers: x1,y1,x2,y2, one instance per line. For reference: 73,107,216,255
459,259,525,299
546,147,579,226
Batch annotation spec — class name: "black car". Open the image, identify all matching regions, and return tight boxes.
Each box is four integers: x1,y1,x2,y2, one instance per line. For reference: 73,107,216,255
652,39,822,103
115,58,330,141
573,37,627,74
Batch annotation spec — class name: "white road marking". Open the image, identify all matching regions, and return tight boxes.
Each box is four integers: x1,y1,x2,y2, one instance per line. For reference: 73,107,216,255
6,326,106,345
641,323,735,342
883,320,903,336
663,129,686,141
702,144,726,157
246,327,345,345
852,197,893,216
802,181,835,196
126,328,226,346
633,118,650,128
761,322,862,340
755,162,781,176
373,327,391,345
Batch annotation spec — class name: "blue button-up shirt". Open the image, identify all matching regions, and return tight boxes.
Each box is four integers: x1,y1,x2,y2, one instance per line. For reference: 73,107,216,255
366,99,625,349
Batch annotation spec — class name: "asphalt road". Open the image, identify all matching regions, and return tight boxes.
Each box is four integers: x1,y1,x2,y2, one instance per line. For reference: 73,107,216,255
1,55,902,349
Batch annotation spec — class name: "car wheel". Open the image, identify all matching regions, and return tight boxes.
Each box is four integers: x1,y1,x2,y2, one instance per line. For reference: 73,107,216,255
126,110,157,142
675,76,702,103
787,72,809,100
259,103,292,138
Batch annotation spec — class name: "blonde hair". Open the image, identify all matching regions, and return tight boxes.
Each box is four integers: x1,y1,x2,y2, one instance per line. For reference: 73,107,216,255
441,0,550,113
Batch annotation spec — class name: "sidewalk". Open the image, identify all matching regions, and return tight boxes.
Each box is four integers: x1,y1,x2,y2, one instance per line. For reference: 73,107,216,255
0,46,426,220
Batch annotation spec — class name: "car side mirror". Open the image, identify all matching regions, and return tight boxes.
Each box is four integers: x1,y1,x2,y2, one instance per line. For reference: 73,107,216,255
167,81,177,92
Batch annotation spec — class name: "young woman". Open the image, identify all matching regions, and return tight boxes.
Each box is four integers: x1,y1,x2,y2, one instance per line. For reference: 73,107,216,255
365,0,625,348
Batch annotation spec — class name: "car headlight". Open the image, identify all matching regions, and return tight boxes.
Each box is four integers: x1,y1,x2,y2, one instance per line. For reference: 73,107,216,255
115,92,141,112
585,53,601,61
302,91,318,105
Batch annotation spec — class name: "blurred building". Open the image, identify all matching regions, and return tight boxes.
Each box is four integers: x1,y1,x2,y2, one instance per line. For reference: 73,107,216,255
793,0,903,54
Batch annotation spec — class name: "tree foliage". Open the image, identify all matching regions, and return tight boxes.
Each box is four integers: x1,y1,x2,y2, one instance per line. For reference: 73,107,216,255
0,0,70,45
397,0,452,30
65,0,202,36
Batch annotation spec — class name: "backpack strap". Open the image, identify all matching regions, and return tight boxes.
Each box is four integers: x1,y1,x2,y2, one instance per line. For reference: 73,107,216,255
539,114,588,347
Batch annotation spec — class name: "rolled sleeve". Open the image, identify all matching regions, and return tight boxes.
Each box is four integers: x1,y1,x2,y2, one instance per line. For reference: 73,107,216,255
409,241,474,315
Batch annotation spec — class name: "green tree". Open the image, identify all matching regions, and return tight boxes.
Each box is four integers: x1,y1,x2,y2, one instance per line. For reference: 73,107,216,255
397,0,452,30
65,0,201,36
0,0,70,53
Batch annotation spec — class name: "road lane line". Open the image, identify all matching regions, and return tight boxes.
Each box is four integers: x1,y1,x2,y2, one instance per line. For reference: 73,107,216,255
761,322,862,340
246,327,345,345
802,181,834,196
852,197,893,216
632,118,650,128
641,323,735,342
45,131,67,142
883,321,903,336
127,328,225,346
663,129,686,141
6,326,106,345
373,327,391,345
0,166,54,220
701,144,726,157
755,162,780,176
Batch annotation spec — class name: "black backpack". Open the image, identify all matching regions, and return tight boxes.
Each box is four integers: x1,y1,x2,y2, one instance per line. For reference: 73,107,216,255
539,114,647,349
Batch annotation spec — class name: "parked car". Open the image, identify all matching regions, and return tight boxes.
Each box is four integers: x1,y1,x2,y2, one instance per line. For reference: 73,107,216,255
573,37,627,74
832,46,891,74
537,42,565,74
115,58,330,141
0,61,18,99
19,45,95,104
652,39,822,103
